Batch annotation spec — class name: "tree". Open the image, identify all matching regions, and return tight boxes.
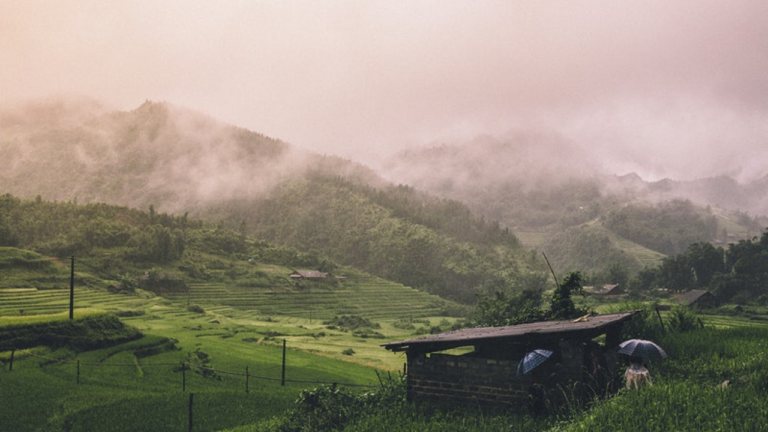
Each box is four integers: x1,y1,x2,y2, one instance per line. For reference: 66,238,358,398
471,285,547,327
685,242,725,287
548,271,588,320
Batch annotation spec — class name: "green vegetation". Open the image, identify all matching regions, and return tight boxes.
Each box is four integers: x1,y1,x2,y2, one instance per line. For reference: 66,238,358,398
0,312,141,351
630,228,768,304
604,199,719,256
226,313,768,432
245,174,546,303
4,237,768,431
470,271,587,326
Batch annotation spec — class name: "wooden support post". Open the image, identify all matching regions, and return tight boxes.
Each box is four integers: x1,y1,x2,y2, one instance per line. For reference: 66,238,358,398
281,339,286,386
77,360,80,385
188,393,194,432
69,256,75,320
9,349,15,372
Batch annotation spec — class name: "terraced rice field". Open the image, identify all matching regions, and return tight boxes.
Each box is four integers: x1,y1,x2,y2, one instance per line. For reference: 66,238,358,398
0,275,452,324
166,279,448,321
0,287,149,317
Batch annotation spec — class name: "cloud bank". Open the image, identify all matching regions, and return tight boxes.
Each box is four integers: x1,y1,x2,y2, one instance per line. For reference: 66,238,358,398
2,1,767,181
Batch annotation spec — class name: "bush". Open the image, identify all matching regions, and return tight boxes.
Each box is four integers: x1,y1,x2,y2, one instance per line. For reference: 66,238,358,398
323,315,380,332
666,306,703,332
187,304,205,314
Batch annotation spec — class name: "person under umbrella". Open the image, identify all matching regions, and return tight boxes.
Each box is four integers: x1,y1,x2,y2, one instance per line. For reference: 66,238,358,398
618,339,668,360
618,339,667,389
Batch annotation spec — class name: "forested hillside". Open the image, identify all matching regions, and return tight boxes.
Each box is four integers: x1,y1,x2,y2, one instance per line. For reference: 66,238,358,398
4,98,765,295
0,99,550,303
0,194,333,291
242,173,545,302
377,136,768,277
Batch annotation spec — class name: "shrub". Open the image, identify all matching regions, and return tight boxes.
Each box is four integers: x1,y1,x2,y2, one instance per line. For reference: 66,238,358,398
666,306,703,332
323,315,380,332
187,304,205,314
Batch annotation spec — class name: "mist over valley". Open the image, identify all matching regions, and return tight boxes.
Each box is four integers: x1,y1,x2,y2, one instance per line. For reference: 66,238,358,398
1,97,766,293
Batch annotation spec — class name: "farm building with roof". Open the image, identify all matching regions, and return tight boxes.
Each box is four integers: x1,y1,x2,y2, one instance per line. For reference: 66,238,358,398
382,311,638,412
289,270,328,280
676,289,717,309
583,284,624,296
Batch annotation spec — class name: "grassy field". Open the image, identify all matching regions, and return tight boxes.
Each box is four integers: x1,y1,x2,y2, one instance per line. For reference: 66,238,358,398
4,267,768,432
0,308,388,432
0,275,458,431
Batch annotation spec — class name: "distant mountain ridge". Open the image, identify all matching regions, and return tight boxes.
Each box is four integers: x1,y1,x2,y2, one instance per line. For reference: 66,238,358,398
0,98,300,212
0,98,543,302
3,97,765,289
378,134,768,221
374,133,768,277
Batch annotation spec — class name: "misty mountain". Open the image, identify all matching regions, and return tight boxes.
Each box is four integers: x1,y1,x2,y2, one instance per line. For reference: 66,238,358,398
378,133,768,220
0,98,378,213
3,97,763,291
375,134,768,275
0,98,545,302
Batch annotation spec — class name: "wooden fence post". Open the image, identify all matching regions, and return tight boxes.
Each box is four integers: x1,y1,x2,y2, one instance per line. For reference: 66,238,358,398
76,360,80,385
281,339,286,386
181,361,186,392
9,349,15,372
188,393,194,432
69,256,75,320
245,366,249,394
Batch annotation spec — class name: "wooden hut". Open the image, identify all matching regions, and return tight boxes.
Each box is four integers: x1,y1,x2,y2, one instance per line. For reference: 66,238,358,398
382,311,637,412
676,289,717,309
288,270,328,280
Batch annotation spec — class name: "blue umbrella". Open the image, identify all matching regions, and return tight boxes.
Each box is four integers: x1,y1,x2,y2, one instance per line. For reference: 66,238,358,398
618,339,668,360
516,349,554,376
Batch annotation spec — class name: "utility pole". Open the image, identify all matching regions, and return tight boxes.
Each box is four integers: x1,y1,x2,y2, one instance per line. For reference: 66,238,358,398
281,339,286,386
69,256,75,320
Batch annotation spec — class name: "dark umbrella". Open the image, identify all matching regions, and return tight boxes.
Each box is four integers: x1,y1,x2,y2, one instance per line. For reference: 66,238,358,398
618,339,668,360
516,349,554,376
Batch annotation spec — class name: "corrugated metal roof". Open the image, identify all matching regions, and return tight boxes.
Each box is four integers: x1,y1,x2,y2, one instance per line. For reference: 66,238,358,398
382,311,637,353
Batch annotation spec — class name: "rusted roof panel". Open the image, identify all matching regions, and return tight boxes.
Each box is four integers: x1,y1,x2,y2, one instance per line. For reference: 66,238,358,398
382,311,637,353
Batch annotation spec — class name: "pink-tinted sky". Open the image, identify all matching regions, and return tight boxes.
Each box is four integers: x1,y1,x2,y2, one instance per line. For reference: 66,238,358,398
2,1,768,181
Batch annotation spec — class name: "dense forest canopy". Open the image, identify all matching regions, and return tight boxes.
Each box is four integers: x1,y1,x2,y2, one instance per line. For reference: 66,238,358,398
636,229,768,305
233,173,546,303
604,200,719,256
0,194,336,291
0,193,547,304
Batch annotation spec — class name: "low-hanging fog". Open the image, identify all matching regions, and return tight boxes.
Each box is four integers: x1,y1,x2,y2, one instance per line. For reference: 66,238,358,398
2,0,768,183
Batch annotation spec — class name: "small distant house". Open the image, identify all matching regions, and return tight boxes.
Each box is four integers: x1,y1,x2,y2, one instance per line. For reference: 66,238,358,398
676,289,717,309
583,284,624,296
381,311,637,412
289,270,328,280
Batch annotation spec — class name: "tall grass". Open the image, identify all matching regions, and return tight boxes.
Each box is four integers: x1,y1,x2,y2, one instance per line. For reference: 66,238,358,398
0,308,106,327
553,381,768,432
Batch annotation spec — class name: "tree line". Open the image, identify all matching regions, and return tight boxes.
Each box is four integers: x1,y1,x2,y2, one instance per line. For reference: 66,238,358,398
0,194,333,281
632,229,768,304
246,173,547,303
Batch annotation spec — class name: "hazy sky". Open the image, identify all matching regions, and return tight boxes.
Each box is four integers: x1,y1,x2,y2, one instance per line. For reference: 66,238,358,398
3,1,768,181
